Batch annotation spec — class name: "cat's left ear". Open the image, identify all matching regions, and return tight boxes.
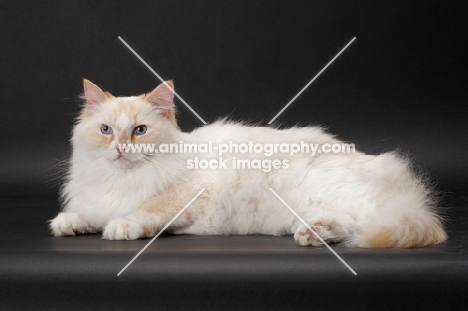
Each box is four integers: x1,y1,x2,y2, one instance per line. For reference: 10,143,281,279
144,80,175,118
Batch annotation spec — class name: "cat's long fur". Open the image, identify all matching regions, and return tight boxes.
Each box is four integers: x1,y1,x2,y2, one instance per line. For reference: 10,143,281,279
49,79,447,248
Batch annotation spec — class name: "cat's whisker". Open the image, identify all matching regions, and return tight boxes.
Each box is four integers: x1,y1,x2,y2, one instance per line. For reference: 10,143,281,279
44,173,67,184
43,158,72,188
45,158,69,172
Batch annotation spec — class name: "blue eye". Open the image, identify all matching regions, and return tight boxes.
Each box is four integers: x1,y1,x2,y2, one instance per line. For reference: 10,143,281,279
134,125,147,135
101,124,113,135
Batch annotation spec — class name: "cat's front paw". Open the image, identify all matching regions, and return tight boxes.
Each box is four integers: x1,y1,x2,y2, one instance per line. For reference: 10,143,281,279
49,212,90,236
102,218,144,240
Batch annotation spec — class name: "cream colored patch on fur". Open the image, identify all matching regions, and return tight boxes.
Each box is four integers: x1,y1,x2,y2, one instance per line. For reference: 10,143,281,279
366,222,447,248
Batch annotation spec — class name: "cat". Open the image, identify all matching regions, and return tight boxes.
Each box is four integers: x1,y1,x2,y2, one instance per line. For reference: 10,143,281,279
49,79,447,248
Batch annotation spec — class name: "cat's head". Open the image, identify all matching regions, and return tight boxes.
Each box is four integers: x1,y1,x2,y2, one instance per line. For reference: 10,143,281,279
73,79,180,169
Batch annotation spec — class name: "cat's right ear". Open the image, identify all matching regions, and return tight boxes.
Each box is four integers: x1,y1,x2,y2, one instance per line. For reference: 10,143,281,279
82,79,110,108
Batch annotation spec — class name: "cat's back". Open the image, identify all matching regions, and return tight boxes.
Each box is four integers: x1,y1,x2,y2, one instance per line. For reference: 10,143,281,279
186,120,340,145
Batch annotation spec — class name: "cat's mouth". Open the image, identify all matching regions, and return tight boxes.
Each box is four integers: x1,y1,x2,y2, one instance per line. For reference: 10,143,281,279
115,154,130,162
112,154,135,168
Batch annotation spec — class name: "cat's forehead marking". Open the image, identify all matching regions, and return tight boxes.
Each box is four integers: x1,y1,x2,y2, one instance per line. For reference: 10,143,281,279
111,97,146,129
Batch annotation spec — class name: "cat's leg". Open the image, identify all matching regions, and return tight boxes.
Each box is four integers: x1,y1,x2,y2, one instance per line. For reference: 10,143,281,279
49,212,100,236
102,210,188,240
102,185,208,240
293,210,356,246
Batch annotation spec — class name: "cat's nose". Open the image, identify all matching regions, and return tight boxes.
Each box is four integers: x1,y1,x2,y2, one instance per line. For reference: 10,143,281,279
116,144,124,155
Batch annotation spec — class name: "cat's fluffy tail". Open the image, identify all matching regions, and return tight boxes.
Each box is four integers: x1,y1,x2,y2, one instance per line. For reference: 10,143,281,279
355,153,447,248
359,211,447,248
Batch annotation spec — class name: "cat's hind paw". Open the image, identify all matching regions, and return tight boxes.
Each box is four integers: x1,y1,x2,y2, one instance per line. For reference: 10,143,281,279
102,218,144,240
294,222,352,246
294,223,328,246
294,212,356,246
49,212,91,237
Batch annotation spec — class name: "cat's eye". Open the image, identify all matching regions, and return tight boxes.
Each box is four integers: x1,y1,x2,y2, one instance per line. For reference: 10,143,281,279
134,125,147,136
100,124,113,135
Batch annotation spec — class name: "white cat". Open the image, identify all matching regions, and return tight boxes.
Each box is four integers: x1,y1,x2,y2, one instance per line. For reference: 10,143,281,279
49,79,447,248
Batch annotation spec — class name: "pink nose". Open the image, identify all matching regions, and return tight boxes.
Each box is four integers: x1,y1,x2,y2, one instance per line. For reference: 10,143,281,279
116,144,125,155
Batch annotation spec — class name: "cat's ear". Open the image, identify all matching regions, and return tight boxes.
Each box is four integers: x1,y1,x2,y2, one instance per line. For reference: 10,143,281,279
82,79,111,107
144,80,175,116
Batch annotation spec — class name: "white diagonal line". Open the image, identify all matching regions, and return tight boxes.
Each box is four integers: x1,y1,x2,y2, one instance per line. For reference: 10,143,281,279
269,188,357,276
118,36,207,125
117,188,206,276
268,37,356,124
